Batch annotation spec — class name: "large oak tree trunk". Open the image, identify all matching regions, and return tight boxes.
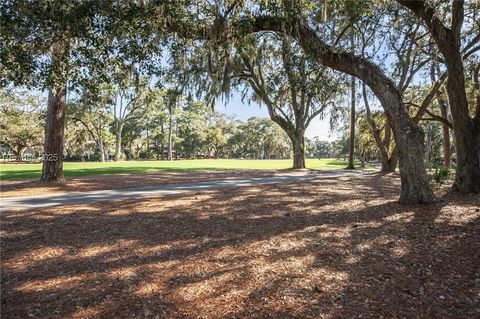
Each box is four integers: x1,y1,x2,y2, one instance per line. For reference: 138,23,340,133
41,41,69,182
381,147,398,173
444,50,480,192
290,133,306,169
397,0,480,193
248,17,435,203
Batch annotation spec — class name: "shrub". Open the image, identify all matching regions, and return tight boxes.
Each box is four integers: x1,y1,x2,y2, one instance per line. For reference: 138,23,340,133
430,166,451,186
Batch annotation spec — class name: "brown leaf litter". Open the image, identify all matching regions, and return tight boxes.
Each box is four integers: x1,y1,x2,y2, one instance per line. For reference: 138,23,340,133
1,173,479,318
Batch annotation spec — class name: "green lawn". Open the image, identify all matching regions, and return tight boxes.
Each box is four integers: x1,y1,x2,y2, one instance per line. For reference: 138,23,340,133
0,158,366,180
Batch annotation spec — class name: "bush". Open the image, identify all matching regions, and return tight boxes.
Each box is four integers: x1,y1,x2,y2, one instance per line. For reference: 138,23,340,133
430,166,451,186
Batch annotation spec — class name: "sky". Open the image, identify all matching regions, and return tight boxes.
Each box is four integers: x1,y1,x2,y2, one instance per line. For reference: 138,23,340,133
214,91,339,141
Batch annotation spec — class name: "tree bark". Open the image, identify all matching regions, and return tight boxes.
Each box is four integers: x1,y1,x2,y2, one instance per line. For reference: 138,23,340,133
175,121,179,160
41,41,69,181
347,33,356,169
13,145,26,162
98,126,105,162
431,65,451,168
290,133,306,169
360,150,366,168
440,100,451,168
444,49,480,191
347,74,356,169
249,17,435,203
146,127,150,159
114,122,123,161
160,121,165,160
99,143,105,162
381,146,398,173
168,113,173,161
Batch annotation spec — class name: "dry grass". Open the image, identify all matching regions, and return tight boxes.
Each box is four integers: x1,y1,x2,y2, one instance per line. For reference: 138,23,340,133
1,173,479,318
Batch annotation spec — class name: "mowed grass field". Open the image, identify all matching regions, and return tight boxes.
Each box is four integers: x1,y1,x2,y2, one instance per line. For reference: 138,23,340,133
0,158,365,180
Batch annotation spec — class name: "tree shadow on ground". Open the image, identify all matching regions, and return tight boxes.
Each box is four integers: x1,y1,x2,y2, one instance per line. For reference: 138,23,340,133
1,173,479,318
0,169,284,197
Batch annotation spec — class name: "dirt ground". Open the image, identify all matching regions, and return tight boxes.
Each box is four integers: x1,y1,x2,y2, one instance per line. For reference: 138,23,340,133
1,173,479,319
0,170,303,198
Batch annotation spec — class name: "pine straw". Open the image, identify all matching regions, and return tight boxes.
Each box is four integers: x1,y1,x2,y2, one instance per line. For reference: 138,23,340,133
0,169,296,198
1,173,479,318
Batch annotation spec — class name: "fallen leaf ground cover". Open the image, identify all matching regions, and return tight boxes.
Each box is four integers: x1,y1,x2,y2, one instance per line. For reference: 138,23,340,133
1,173,479,318
0,169,291,198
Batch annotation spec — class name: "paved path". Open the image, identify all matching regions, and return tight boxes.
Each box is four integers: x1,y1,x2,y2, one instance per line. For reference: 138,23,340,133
0,171,363,212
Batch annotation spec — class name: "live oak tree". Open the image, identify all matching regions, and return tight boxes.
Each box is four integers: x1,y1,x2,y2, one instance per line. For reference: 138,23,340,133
2,1,86,180
0,88,44,161
0,0,162,179
233,33,341,169
225,2,436,202
106,69,147,162
112,0,429,190
0,0,110,180
3,0,460,204
177,101,211,159
69,94,114,162
397,0,480,193
203,113,233,158
361,83,398,172
355,3,437,172
228,117,292,160
114,0,436,202
140,0,432,201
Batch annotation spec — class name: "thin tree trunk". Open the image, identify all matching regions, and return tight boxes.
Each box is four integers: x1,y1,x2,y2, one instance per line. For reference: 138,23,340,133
160,121,165,160
175,121,179,160
14,147,25,162
432,65,451,168
146,127,150,159
347,74,356,169
98,124,105,162
99,138,105,162
114,122,123,161
439,100,451,168
168,113,173,161
41,41,69,182
362,82,397,173
425,128,432,169
347,34,356,169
